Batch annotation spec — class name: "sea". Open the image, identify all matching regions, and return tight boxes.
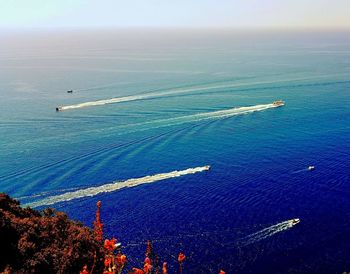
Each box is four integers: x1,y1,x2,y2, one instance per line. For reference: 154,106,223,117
1,29,350,273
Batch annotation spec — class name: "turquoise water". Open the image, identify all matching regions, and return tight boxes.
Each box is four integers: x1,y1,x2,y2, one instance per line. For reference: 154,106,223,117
1,30,350,273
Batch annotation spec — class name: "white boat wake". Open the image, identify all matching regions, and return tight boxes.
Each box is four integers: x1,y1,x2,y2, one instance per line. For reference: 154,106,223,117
292,168,309,174
56,76,297,111
53,103,283,141
25,165,210,208
57,85,221,111
164,103,278,124
123,103,281,130
238,219,300,246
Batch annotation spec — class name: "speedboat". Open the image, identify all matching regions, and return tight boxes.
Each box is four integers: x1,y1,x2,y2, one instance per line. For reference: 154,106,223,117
308,166,315,171
56,106,62,112
204,165,211,171
291,218,300,225
272,100,285,107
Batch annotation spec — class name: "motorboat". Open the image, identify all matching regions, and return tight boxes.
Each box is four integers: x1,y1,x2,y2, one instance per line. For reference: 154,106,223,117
67,90,73,93
272,100,285,107
308,166,315,171
291,218,300,225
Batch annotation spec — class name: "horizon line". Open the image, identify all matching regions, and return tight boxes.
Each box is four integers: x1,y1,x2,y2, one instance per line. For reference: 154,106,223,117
1,25,350,33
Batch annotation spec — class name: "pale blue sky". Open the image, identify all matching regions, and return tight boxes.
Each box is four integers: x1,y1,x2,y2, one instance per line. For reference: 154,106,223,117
1,0,350,29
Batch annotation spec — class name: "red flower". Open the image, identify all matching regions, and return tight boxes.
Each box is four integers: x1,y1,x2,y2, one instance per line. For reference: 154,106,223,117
116,253,127,265
116,253,122,264
104,238,117,252
79,265,89,274
93,201,104,242
132,267,144,274
178,252,186,263
144,257,151,265
104,257,111,267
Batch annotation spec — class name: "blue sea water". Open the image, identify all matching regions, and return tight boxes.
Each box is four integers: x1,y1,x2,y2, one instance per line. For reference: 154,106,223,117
1,30,350,273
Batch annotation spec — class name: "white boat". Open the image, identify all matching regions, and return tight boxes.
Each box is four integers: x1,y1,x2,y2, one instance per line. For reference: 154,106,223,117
308,166,315,171
272,100,285,107
292,218,300,225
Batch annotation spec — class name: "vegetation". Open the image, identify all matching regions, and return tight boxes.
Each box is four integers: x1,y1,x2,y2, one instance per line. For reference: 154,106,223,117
0,193,226,273
0,193,104,273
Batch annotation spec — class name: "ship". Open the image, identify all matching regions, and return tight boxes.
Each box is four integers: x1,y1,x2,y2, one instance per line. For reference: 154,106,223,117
272,100,285,107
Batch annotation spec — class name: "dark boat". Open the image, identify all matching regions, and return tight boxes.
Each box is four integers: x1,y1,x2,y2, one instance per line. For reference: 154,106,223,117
67,90,73,93
56,107,62,112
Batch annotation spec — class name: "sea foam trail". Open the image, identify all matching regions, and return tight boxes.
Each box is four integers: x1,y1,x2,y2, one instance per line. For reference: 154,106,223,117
75,103,281,135
57,75,305,111
169,103,277,123
25,166,210,208
239,219,300,246
57,86,211,110
134,103,280,128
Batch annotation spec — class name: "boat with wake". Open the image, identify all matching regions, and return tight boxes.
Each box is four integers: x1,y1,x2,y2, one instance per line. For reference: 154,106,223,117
291,218,300,225
272,100,285,107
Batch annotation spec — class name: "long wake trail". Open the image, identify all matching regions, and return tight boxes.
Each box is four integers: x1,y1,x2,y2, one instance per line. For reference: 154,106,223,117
25,166,210,208
126,102,281,129
56,74,330,111
57,85,215,111
238,219,300,246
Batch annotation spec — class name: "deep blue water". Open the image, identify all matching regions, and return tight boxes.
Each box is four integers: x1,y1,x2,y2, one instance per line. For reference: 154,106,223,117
1,30,350,273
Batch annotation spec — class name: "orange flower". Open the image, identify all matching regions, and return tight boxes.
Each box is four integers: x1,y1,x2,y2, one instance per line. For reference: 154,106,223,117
162,262,168,274
178,252,186,263
144,262,152,274
120,254,127,264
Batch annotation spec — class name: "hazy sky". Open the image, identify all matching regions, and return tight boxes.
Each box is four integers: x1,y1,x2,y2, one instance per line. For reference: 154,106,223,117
1,0,350,29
